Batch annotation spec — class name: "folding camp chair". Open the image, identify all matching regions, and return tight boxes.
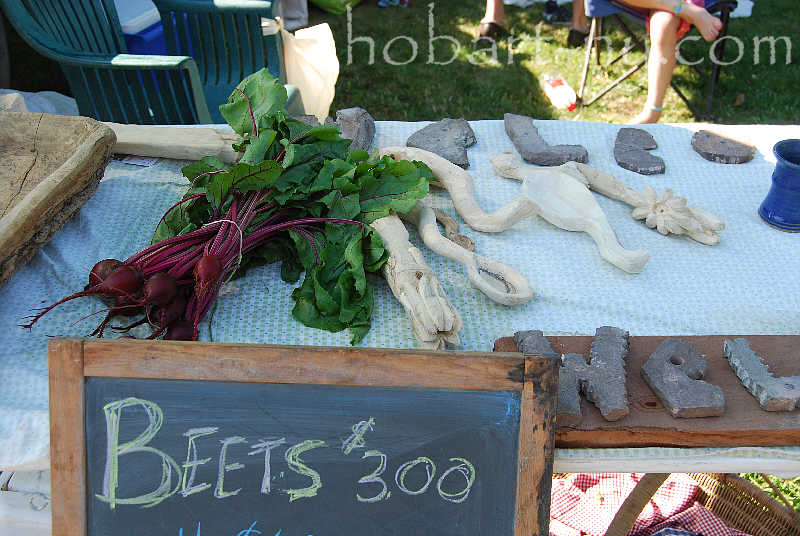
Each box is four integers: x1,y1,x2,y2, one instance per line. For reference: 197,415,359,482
576,0,737,119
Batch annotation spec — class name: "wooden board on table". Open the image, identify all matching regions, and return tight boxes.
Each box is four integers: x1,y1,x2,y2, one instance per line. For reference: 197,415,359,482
494,334,800,448
0,112,115,287
50,338,559,536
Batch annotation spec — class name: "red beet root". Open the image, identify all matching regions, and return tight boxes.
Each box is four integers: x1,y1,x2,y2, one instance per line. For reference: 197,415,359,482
143,272,178,308
164,320,194,341
21,265,144,330
89,259,122,287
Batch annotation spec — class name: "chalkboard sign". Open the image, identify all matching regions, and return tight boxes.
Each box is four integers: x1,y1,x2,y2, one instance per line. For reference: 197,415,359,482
49,339,558,536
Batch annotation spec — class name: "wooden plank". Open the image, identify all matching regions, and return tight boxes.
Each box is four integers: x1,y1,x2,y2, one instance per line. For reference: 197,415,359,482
494,334,800,448
83,338,524,391
515,356,559,536
48,338,86,536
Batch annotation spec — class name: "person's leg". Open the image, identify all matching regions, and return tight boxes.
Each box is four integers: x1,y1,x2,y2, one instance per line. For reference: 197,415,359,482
572,0,588,33
481,0,506,26
478,0,507,38
628,9,680,124
567,0,589,47
619,0,722,41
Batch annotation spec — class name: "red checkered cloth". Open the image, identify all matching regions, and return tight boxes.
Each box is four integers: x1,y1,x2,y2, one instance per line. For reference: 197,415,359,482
644,503,751,536
550,473,752,536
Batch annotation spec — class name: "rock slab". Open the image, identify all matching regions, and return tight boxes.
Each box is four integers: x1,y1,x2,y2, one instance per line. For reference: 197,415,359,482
406,118,476,168
642,338,725,418
291,114,321,127
334,107,376,152
504,113,588,166
691,130,756,164
724,338,800,412
613,127,665,175
515,327,630,424
564,326,630,422
514,330,581,426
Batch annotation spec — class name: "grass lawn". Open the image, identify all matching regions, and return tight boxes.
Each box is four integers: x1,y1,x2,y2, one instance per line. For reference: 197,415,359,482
310,0,798,124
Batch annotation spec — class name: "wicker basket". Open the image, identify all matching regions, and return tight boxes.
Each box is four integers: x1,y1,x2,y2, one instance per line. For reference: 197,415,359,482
552,473,800,536
688,473,800,536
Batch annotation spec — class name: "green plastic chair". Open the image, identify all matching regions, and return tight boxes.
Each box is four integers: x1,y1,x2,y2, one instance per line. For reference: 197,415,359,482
1,0,302,124
1,0,213,124
152,0,303,123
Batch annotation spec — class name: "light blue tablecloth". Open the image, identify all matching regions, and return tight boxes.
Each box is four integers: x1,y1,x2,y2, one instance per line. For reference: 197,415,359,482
0,119,798,474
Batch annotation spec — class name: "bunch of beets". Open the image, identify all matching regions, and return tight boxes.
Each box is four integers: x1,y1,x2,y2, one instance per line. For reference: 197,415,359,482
21,70,432,343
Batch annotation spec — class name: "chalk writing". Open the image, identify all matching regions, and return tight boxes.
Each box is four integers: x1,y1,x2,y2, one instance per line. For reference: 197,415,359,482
181,428,217,498
356,450,390,503
96,399,478,511
283,440,326,502
97,397,181,509
248,438,286,495
177,521,310,536
342,418,375,455
216,436,246,499
437,458,476,503
395,457,436,496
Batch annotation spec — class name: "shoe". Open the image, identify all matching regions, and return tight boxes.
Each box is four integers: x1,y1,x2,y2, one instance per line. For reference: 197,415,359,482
567,28,589,48
477,22,508,39
544,0,572,25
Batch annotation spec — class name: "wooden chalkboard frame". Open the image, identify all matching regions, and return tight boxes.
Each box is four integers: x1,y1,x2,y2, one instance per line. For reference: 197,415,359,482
49,338,558,536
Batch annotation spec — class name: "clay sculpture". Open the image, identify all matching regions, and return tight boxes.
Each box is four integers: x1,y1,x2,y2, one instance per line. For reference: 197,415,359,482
406,118,476,168
613,127,665,175
565,326,631,422
724,338,800,411
504,113,588,166
514,330,582,426
514,327,630,424
334,107,376,152
642,338,725,418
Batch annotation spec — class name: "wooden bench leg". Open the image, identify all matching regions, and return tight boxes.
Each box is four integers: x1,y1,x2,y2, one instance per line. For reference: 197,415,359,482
604,473,669,536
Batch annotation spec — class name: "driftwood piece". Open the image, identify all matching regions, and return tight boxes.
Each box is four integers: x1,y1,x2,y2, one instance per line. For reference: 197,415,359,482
433,209,474,251
370,213,462,349
380,146,538,232
0,112,116,287
401,203,534,305
490,153,650,274
104,123,240,163
566,162,726,245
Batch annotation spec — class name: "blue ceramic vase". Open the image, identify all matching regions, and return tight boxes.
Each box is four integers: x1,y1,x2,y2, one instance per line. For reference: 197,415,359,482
759,139,800,232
